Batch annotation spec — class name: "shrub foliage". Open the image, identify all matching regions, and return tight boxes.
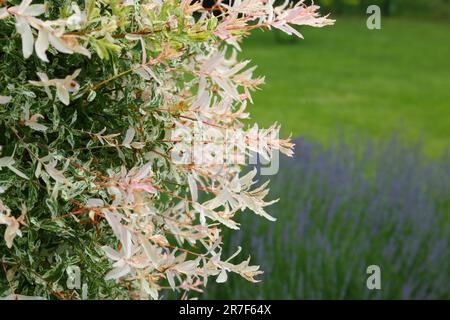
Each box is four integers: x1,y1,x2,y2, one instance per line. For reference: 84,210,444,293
0,1,333,299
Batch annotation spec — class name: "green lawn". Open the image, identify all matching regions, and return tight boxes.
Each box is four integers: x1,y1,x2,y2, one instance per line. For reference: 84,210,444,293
240,17,450,157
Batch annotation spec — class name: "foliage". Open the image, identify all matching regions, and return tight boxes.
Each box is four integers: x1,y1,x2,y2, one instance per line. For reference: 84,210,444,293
203,137,450,299
0,0,333,299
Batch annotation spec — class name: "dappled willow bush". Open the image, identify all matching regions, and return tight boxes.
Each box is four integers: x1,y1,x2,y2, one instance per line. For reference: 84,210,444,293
0,1,333,299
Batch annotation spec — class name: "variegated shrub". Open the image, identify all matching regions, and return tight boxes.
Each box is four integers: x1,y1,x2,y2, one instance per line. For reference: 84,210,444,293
0,0,333,299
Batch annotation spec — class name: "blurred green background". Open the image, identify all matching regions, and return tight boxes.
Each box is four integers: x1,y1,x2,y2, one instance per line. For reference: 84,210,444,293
319,0,450,19
200,1,450,300
240,6,450,157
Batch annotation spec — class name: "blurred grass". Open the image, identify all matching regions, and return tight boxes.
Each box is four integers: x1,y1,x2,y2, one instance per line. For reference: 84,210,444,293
240,17,450,157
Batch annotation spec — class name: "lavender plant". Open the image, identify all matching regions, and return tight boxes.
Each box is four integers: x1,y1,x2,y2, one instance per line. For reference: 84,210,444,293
204,137,450,299
0,1,334,299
